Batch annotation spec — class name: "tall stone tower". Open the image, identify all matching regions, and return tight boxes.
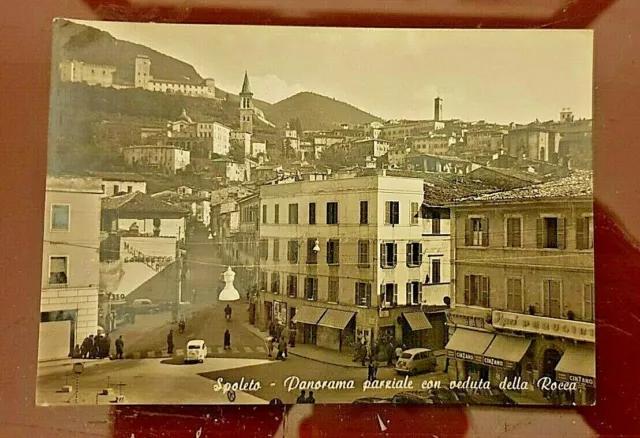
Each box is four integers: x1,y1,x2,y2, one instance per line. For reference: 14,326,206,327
434,96,443,121
134,55,151,89
239,71,253,134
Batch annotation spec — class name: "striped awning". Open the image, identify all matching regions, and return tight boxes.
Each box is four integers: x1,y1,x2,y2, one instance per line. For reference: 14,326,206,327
317,309,356,330
291,306,327,325
403,312,433,331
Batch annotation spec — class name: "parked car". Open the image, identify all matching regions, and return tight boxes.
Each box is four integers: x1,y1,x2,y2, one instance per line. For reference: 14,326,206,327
390,388,468,405
395,348,437,375
130,299,161,314
185,340,208,364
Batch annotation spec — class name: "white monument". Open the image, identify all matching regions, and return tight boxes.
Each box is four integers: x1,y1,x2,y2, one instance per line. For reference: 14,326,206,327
218,266,240,301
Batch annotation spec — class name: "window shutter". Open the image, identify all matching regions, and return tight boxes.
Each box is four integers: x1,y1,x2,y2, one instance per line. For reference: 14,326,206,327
464,275,470,305
418,243,423,265
406,243,413,267
393,243,398,266
543,280,550,315
384,202,390,225
418,287,423,305
576,218,585,250
379,284,385,306
335,241,340,263
393,284,398,306
481,276,489,307
286,275,291,295
557,217,566,249
481,218,489,246
406,282,411,305
304,279,309,299
314,279,319,300
366,283,372,307
355,283,359,305
465,219,472,246
380,243,386,268
326,241,330,264
536,218,544,248
514,218,521,247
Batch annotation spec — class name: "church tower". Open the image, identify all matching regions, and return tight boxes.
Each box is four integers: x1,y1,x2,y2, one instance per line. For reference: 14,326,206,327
239,71,253,134
434,96,443,121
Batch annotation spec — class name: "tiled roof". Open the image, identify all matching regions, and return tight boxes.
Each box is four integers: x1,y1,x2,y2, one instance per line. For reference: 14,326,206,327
102,192,190,215
86,171,147,183
472,166,543,183
421,173,501,206
453,170,592,204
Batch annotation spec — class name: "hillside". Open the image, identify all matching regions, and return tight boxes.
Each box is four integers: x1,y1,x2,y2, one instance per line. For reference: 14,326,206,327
264,92,381,130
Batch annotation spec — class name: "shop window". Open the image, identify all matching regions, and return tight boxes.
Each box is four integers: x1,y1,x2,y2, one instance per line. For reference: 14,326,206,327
537,217,566,249
49,256,68,285
380,283,397,307
355,282,371,307
358,240,370,267
326,239,340,265
506,217,522,248
308,202,316,225
287,240,299,263
543,280,562,318
326,202,339,224
384,201,400,225
305,277,318,301
583,282,595,321
464,275,490,307
288,203,299,224
507,278,523,312
406,281,422,305
406,242,422,267
359,201,368,225
576,216,594,250
465,217,488,246
380,242,397,268
328,277,339,303
51,204,70,231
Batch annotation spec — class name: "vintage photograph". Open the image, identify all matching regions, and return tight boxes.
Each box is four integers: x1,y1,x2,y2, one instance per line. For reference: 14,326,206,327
37,20,594,406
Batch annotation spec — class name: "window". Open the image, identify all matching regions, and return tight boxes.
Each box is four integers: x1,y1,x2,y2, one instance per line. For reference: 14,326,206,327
358,240,370,267
410,202,420,225
543,280,562,318
259,239,268,260
114,185,120,195
328,277,339,303
308,202,316,225
100,184,105,194
355,282,372,307
288,203,299,224
327,239,340,265
274,204,280,224
380,242,397,268
506,278,523,312
431,258,441,284
463,275,490,307
385,201,400,225
127,185,133,193
432,210,441,234
49,256,68,285
360,201,369,225
406,242,422,267
506,217,522,248
576,216,594,250
406,281,422,305
262,205,267,224
306,238,318,264
259,271,268,291
273,239,280,261
305,277,319,301
380,283,398,307
537,217,566,249
271,273,280,294
286,275,298,298
287,240,299,263
326,202,339,224
51,204,70,231
583,283,595,321
466,217,488,246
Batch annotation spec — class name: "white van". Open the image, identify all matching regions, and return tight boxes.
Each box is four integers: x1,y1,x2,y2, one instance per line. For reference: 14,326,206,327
185,340,207,364
395,348,437,375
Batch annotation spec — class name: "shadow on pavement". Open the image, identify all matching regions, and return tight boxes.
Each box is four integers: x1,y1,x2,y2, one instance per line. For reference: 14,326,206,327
160,356,193,366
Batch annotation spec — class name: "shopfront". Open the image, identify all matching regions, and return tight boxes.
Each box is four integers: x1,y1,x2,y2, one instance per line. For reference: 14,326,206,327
555,344,596,405
482,334,533,390
401,311,433,349
291,305,327,346
316,309,356,352
445,328,495,381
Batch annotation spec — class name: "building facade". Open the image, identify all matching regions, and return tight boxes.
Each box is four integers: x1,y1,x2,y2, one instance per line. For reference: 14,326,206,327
445,171,595,405
124,145,191,175
40,176,103,361
59,60,116,87
134,55,216,98
256,173,440,355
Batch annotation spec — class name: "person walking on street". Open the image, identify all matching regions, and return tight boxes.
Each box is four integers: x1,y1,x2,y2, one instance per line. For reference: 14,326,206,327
296,390,307,403
289,322,296,347
224,304,232,321
268,321,276,338
224,329,231,350
277,338,287,360
103,334,112,358
80,336,90,359
115,335,124,359
367,360,375,382
395,345,403,363
306,391,316,404
167,330,174,355
444,357,450,373
93,335,102,359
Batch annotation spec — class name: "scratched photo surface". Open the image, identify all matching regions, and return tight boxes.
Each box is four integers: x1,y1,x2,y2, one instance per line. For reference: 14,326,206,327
37,20,594,406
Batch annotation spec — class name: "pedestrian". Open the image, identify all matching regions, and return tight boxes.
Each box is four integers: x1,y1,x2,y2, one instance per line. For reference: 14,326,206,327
367,360,375,382
224,329,231,350
361,348,367,367
277,338,286,360
167,330,174,355
93,335,102,359
268,321,276,338
80,335,90,359
87,335,95,359
72,344,82,359
305,391,316,404
387,342,394,366
395,345,403,363
267,336,274,358
225,304,232,321
296,390,307,403
115,335,124,359
103,334,112,358
373,358,379,380
444,356,450,373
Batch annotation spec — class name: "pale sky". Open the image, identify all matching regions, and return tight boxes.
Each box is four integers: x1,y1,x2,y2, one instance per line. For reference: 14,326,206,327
73,21,593,124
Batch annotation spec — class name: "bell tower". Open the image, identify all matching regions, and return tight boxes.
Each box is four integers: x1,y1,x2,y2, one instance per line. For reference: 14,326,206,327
239,71,253,134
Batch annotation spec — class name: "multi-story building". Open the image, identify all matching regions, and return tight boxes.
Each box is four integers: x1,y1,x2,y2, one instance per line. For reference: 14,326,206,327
39,176,102,361
256,172,438,354
504,125,561,163
406,153,478,175
124,145,190,175
411,134,456,156
59,60,117,87
88,172,147,197
134,55,216,98
445,171,594,405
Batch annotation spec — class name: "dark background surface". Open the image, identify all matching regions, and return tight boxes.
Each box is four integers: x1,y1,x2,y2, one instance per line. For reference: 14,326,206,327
1,0,639,436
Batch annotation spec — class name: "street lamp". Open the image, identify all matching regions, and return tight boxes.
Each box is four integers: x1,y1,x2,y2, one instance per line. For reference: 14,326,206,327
312,239,320,253
219,266,240,301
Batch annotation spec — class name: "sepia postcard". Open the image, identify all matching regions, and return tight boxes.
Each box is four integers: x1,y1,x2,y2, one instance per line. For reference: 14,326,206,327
37,20,594,406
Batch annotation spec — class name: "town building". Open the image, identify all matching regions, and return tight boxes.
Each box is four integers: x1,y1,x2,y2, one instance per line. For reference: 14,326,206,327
167,110,232,158
150,190,212,228
59,60,117,87
444,171,595,405
87,172,147,197
347,138,391,164
124,145,191,175
256,171,441,355
504,125,562,163
134,55,216,98
210,156,250,183
39,176,102,361
386,146,412,168
410,133,456,156
406,153,479,175
465,128,507,151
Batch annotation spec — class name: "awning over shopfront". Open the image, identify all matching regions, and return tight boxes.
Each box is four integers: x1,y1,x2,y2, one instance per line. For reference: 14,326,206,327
445,328,495,364
317,309,356,330
291,306,327,325
483,335,532,370
403,311,433,331
555,345,596,388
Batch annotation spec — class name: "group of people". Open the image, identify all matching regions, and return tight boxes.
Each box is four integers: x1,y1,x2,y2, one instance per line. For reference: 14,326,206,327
266,336,288,360
354,337,408,367
74,334,125,360
295,390,316,404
